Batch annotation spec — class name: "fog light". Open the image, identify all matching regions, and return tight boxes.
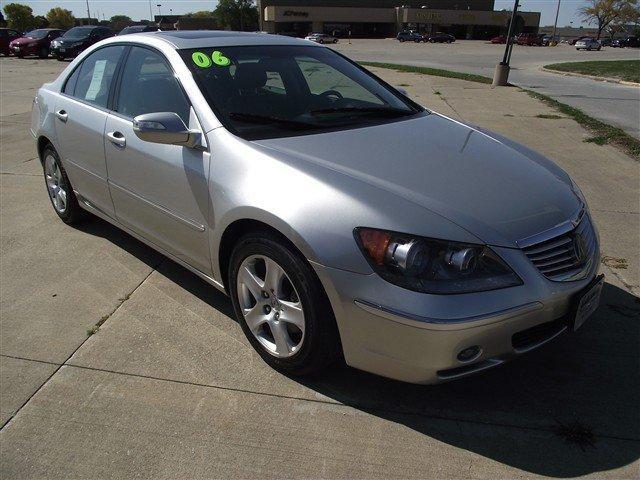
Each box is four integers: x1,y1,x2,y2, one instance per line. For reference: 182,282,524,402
457,345,481,362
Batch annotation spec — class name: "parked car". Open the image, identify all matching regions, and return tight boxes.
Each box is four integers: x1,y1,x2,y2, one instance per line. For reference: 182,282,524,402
568,36,594,45
31,31,602,384
516,33,544,46
0,28,22,55
304,33,338,44
575,38,601,51
50,26,113,60
118,25,160,35
9,28,63,58
542,35,560,46
490,35,506,44
599,37,612,46
396,30,424,42
611,36,640,48
428,32,455,43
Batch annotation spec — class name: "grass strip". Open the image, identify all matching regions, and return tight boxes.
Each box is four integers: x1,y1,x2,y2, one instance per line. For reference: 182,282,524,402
522,89,639,159
544,60,640,83
361,61,492,84
361,61,639,159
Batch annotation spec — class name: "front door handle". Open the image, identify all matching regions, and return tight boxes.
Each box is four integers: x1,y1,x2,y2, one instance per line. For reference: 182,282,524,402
55,109,68,122
106,131,126,148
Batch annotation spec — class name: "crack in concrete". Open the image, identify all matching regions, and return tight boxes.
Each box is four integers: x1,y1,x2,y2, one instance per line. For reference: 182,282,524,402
3,353,639,444
0,260,164,430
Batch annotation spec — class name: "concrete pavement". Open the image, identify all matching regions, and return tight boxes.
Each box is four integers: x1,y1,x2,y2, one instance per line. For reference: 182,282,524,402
1,56,639,479
332,39,640,138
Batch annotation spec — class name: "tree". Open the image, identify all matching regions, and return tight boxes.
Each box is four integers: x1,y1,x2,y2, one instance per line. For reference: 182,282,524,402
109,14,132,31
46,7,75,29
184,11,216,18
34,15,49,28
213,0,258,31
3,3,36,31
579,0,640,39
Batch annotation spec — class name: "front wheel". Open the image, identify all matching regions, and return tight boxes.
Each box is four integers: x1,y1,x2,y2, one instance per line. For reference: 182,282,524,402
229,231,341,376
56,54,65,61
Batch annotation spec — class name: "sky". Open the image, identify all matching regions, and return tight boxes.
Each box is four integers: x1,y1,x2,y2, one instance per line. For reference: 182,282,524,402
1,1,595,27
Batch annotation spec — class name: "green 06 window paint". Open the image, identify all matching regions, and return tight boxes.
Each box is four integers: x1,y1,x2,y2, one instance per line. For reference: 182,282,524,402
191,51,231,68
192,51,212,68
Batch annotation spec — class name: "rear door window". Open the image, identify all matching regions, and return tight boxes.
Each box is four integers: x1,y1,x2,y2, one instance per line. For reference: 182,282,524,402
71,45,125,108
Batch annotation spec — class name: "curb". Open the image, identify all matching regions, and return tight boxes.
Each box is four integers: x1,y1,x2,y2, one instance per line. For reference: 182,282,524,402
540,67,640,87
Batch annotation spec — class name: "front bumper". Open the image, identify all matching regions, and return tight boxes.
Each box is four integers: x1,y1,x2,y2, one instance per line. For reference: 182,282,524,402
11,44,36,55
312,243,601,384
51,44,83,57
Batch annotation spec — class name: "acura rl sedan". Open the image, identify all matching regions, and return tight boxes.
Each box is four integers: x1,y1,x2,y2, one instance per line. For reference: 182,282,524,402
30,31,602,384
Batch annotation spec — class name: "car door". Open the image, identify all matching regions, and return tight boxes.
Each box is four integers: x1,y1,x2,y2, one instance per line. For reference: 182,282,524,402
54,45,125,217
105,45,212,274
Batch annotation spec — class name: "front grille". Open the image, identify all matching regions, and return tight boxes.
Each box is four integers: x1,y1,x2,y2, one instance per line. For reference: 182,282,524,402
521,212,597,281
512,317,567,352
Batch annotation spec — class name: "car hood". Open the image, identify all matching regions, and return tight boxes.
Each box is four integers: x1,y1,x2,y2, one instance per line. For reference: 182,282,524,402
10,37,38,45
57,37,87,44
253,113,581,248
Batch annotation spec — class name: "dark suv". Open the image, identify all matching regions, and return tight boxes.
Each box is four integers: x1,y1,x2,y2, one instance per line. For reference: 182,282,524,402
9,29,63,58
396,31,424,43
50,26,113,60
0,28,22,55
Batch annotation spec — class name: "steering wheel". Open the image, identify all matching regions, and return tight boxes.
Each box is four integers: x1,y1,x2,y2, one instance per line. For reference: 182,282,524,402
319,90,343,102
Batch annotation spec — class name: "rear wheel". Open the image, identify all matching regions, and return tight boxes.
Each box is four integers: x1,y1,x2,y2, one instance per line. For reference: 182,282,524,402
229,231,340,376
42,146,85,225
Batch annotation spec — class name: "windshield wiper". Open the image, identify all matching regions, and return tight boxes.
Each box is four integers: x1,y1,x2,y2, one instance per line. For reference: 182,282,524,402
310,106,415,117
228,112,318,130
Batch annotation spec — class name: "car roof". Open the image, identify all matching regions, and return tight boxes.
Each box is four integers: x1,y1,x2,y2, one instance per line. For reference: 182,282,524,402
131,30,319,49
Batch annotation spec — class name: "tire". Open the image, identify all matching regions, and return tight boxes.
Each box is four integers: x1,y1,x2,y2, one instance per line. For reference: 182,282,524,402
38,47,48,59
229,231,341,376
56,54,65,61
42,145,86,225
399,38,405,43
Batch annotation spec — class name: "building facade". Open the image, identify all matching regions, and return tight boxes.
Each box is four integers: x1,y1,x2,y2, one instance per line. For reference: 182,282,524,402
258,1,540,39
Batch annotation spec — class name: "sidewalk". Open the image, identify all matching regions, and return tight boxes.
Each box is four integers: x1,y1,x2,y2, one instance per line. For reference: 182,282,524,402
1,58,639,479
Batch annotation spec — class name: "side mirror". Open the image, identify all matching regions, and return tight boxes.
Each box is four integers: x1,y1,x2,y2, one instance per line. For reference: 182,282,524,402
396,86,409,97
133,112,202,149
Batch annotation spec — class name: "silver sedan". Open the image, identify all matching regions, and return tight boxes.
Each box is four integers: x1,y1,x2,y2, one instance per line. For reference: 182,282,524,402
31,31,602,384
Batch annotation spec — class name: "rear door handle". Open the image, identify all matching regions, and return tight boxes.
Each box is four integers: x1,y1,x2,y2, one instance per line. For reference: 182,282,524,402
106,131,126,148
55,109,68,122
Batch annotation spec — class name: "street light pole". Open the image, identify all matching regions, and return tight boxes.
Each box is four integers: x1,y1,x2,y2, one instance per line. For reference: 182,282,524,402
149,0,154,21
492,0,519,87
551,0,561,45
85,0,91,20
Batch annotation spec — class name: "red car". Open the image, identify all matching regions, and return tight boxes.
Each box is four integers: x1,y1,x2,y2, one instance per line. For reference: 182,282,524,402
516,33,544,46
0,28,22,55
9,28,63,59
490,35,506,44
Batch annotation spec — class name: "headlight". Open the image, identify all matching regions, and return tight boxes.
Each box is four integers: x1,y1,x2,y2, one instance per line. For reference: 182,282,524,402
355,228,522,294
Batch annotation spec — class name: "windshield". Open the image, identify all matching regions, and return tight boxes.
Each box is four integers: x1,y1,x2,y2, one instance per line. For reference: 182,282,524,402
62,27,93,39
180,45,423,140
26,29,49,39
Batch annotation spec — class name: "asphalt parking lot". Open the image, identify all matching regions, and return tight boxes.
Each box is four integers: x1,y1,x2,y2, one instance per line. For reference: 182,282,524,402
1,55,639,479
332,39,640,138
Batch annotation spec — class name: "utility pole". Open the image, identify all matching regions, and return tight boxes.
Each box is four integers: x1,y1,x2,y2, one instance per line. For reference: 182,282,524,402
551,0,561,46
85,0,91,20
149,0,154,21
492,0,518,87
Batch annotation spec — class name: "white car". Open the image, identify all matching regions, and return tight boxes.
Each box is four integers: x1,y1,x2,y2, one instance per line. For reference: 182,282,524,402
575,38,601,51
305,33,338,44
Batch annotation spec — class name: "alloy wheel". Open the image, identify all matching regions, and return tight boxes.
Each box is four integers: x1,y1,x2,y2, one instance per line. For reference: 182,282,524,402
236,254,305,358
44,154,67,214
